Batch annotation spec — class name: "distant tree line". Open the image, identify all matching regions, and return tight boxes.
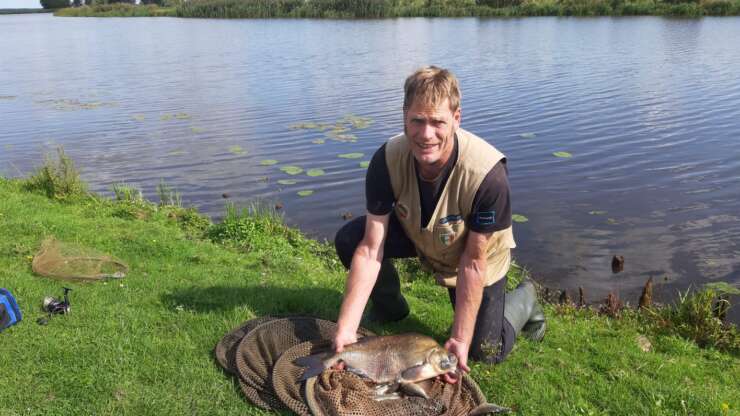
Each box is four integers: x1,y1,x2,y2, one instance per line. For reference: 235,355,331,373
41,0,165,8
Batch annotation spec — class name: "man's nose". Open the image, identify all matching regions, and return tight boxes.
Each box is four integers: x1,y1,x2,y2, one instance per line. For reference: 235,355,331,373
421,123,435,138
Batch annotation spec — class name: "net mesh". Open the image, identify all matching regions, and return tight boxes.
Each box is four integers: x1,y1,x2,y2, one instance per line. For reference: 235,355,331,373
234,317,370,410
214,316,277,376
31,237,128,282
305,369,486,416
216,315,498,415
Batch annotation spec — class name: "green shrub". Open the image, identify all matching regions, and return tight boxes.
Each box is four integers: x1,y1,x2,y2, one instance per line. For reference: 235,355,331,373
156,179,182,207
112,183,145,205
24,147,87,201
645,283,740,355
701,0,735,14
662,1,703,13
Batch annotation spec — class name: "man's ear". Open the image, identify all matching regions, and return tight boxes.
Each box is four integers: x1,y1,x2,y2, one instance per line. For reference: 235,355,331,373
453,107,462,128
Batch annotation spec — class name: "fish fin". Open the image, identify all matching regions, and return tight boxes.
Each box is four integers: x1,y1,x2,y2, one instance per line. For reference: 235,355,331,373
400,364,429,381
399,381,428,399
468,403,511,415
294,353,328,381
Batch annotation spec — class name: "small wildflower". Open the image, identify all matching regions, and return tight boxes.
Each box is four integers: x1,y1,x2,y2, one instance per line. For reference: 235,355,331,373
119,283,125,288
175,305,185,312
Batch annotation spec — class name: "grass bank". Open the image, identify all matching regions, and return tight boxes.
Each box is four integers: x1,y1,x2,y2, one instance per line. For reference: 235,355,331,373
55,0,740,18
0,157,738,415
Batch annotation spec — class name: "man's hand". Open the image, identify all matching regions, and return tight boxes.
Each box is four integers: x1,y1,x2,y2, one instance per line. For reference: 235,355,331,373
442,337,471,384
332,330,358,353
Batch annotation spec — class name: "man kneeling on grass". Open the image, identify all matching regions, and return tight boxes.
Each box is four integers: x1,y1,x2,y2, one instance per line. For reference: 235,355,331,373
332,66,546,382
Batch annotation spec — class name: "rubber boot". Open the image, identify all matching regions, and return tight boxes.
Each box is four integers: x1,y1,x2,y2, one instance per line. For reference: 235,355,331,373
367,259,409,323
503,280,546,341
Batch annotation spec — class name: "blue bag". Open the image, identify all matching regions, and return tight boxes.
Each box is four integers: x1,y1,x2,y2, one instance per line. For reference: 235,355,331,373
1,288,22,332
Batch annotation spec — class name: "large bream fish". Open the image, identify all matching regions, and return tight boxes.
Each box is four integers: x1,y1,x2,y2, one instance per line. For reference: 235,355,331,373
296,333,457,398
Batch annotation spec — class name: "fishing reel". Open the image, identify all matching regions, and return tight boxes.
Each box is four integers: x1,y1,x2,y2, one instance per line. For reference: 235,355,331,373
37,288,72,325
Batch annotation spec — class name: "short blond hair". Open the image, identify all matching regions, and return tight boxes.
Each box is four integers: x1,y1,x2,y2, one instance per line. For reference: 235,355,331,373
403,66,461,112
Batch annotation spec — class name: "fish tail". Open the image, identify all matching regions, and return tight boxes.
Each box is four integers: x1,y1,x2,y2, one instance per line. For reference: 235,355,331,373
294,353,330,381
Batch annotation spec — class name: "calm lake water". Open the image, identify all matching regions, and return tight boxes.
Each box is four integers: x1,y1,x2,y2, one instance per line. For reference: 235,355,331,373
1,14,739,316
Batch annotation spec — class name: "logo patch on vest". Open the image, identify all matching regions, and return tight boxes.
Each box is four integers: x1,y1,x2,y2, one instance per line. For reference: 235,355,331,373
476,211,496,225
439,214,463,226
396,202,409,219
439,231,455,246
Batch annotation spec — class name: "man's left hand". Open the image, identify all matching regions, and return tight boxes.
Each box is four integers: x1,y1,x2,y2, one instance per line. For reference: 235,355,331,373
442,337,471,384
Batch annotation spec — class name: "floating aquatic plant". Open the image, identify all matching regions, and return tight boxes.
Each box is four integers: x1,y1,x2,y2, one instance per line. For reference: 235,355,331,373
168,150,186,156
190,127,204,134
297,190,314,197
260,159,278,166
289,122,320,130
306,168,325,177
589,210,607,215
340,114,373,129
606,218,619,225
520,132,536,139
312,138,326,144
338,153,364,159
280,166,303,175
174,113,191,120
160,114,173,121
36,98,115,111
277,179,298,185
131,114,146,122
229,145,247,155
553,151,573,158
512,214,529,223
359,161,370,168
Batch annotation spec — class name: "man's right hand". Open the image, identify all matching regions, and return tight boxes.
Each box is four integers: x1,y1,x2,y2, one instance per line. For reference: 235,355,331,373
332,330,358,353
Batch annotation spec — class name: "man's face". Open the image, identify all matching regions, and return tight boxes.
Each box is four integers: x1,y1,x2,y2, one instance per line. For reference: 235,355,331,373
404,98,461,171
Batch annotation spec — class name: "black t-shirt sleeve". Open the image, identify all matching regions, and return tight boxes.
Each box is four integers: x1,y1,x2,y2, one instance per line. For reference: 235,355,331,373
468,160,512,233
365,143,395,216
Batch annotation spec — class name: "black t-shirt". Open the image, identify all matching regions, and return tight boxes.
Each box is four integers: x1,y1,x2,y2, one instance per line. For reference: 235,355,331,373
365,136,512,233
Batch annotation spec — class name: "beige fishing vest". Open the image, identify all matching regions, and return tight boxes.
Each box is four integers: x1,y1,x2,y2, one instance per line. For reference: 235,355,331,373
386,128,516,287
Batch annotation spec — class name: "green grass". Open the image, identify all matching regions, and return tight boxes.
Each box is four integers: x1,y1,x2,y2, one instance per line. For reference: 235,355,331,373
0,175,738,415
53,0,740,17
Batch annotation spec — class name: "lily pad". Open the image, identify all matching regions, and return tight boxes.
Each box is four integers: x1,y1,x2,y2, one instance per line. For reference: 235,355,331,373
519,132,536,139
229,145,247,155
338,152,364,159
312,138,326,144
131,114,146,122
297,190,314,197
553,151,573,158
190,127,204,134
606,218,619,225
340,114,373,129
289,122,320,130
260,159,279,166
589,210,608,215
174,112,191,120
160,114,172,121
277,179,298,185
168,150,186,156
280,166,304,175
306,168,325,177
512,214,529,223
359,161,370,168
